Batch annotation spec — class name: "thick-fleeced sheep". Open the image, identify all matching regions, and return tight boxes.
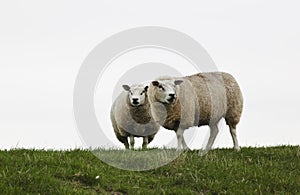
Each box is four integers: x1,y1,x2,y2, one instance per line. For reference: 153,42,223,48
148,72,243,151
110,83,160,149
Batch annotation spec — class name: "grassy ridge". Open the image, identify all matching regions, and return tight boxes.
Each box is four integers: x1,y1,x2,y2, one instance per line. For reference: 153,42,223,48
0,146,299,194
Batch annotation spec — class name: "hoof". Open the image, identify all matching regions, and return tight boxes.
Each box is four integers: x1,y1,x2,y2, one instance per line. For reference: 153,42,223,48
234,146,241,152
198,149,208,156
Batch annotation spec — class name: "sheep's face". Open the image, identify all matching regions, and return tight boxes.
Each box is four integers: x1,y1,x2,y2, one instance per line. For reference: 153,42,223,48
122,84,149,107
151,80,183,104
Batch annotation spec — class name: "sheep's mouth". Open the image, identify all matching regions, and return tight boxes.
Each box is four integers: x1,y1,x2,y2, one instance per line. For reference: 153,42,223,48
130,102,142,107
166,98,176,104
167,97,175,104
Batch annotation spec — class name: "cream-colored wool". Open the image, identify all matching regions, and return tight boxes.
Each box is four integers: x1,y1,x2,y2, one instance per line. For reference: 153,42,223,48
148,72,243,151
110,83,160,149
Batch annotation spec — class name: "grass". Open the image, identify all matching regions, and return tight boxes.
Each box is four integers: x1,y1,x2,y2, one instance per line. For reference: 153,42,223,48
0,146,299,194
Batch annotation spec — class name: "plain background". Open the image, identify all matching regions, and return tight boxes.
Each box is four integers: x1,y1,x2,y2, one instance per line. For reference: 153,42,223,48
0,0,299,149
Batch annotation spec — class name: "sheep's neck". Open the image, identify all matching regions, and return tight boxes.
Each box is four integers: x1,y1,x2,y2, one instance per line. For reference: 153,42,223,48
161,100,182,131
129,103,152,124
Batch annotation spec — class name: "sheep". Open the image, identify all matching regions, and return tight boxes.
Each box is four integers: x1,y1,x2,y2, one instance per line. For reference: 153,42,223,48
110,83,160,149
148,72,243,152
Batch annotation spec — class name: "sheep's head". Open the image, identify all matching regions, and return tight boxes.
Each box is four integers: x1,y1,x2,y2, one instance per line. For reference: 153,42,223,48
122,84,149,107
151,79,183,104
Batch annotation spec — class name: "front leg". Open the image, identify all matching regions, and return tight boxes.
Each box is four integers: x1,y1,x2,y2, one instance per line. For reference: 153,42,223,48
181,134,188,150
176,128,187,150
142,137,148,149
129,135,135,149
123,137,129,149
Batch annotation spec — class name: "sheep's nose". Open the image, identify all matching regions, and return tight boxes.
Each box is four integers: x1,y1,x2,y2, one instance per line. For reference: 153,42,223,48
169,94,175,98
132,98,139,104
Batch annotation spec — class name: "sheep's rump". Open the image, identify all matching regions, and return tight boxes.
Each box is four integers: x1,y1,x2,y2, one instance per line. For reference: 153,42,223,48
183,72,243,127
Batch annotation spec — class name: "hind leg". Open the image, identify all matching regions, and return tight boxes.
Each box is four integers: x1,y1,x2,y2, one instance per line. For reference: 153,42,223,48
205,124,219,151
229,125,240,151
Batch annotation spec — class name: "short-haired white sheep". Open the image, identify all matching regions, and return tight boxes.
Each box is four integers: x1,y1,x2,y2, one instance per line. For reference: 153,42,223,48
148,72,243,151
110,83,160,149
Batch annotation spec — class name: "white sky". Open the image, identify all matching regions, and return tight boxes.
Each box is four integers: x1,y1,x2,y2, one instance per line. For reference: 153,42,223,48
0,0,299,149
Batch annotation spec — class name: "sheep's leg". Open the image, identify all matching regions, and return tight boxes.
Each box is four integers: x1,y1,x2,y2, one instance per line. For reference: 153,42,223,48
229,125,240,151
129,135,135,149
147,134,155,144
181,133,188,150
205,124,219,151
118,135,129,149
124,137,129,149
142,137,148,149
176,129,184,150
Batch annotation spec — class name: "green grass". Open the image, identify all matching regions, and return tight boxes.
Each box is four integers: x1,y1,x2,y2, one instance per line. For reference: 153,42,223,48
0,146,299,194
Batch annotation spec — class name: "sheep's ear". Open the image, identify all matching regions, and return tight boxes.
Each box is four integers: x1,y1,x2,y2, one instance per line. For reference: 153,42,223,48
174,80,183,85
144,86,149,92
122,85,130,91
152,81,159,86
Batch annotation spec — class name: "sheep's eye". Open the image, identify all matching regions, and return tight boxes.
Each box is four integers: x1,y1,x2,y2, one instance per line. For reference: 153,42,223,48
140,92,143,95
158,85,164,90
130,92,133,95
